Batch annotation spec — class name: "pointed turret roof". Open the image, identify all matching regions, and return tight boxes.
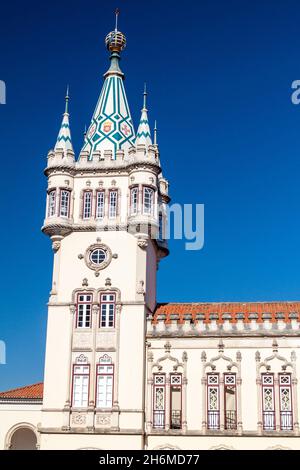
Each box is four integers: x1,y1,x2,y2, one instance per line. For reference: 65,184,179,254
136,84,152,148
81,12,135,160
54,87,73,153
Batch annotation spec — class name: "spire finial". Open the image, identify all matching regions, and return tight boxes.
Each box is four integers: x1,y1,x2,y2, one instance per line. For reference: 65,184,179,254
83,124,87,139
143,83,147,110
154,120,158,146
115,8,120,32
65,85,69,114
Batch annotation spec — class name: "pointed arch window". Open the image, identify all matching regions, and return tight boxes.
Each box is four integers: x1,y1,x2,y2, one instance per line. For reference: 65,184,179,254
59,189,71,218
143,187,154,215
170,374,182,429
96,191,105,219
83,191,93,219
130,187,138,215
109,190,118,219
47,190,56,217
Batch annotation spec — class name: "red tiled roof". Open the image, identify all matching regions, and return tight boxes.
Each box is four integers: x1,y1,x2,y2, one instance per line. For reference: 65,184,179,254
154,302,300,324
0,382,43,400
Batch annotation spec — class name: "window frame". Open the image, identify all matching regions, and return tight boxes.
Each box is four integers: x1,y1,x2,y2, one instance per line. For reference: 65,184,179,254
109,189,118,219
76,293,93,329
261,373,276,431
143,186,154,216
130,186,139,216
71,363,90,408
47,189,57,218
153,374,166,429
59,189,71,218
207,373,220,430
82,190,93,220
96,362,114,409
96,190,105,220
279,373,293,431
170,373,182,430
99,292,116,329
223,373,237,430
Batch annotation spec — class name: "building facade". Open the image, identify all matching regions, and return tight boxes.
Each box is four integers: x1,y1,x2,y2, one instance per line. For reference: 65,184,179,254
0,20,300,450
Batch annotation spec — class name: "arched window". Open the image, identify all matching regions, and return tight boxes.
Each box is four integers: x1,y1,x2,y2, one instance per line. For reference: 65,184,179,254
130,187,138,215
83,191,93,219
143,187,154,215
96,191,105,219
47,190,56,217
59,189,71,218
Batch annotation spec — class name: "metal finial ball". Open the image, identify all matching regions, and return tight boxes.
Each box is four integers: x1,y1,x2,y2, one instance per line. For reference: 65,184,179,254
105,31,126,52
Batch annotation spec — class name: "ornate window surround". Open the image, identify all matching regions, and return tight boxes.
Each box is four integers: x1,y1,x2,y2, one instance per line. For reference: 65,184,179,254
201,340,242,434
255,340,299,435
147,342,188,433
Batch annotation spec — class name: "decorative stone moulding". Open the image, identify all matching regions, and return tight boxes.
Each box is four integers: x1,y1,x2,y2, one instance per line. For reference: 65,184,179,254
84,243,112,275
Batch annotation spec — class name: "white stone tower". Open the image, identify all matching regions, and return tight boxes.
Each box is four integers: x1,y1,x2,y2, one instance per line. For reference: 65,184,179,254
40,15,169,449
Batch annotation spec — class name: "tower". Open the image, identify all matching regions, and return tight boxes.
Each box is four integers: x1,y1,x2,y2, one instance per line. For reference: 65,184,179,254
40,16,169,449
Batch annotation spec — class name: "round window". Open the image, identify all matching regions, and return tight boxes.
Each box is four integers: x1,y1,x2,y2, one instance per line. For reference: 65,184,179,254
90,248,106,265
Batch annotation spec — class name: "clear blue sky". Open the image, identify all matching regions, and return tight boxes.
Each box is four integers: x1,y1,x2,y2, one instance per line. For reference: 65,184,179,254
1,0,300,390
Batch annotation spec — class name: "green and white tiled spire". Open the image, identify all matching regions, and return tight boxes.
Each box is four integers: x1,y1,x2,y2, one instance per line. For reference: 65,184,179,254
136,84,152,148
54,87,73,153
81,14,135,160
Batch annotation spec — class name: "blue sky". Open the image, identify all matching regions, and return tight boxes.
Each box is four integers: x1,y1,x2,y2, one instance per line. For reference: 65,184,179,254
1,0,300,389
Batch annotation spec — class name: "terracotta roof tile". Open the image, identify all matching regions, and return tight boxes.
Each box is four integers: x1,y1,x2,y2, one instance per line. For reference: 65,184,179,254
154,302,300,324
0,382,43,400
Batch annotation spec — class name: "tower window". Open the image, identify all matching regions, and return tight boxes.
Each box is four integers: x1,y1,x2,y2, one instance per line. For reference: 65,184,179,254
47,190,56,217
143,187,154,215
96,363,114,408
158,213,164,241
83,191,93,219
96,191,105,219
100,293,116,328
90,248,107,266
60,189,71,218
130,187,138,215
109,190,118,219
76,293,92,328
72,364,90,408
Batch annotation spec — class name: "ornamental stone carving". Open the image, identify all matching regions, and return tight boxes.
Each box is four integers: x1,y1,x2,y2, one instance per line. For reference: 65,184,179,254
96,415,111,426
84,243,112,274
72,414,86,425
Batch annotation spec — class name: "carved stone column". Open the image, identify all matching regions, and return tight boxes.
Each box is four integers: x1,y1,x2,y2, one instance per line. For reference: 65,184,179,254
255,352,263,435
201,352,207,434
236,351,243,435
182,351,188,433
165,376,170,431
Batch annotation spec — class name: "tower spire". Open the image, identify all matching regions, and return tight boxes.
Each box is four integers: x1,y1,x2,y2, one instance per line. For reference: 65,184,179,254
54,88,73,153
136,85,152,148
81,11,135,160
154,120,158,146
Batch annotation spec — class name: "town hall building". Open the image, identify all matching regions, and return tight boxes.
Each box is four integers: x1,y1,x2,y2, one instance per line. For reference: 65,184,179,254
0,17,300,450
